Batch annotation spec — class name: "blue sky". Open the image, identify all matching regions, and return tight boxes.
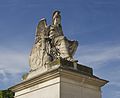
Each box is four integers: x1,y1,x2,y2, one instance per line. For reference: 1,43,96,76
0,0,120,98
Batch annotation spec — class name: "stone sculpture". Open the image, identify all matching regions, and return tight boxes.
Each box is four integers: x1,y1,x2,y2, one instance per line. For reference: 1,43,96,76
29,11,78,71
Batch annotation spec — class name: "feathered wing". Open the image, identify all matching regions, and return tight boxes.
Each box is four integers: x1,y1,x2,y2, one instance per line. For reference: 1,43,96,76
29,19,48,71
35,19,47,43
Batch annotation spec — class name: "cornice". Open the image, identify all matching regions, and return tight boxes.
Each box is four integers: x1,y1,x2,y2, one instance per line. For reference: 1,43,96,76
9,66,108,92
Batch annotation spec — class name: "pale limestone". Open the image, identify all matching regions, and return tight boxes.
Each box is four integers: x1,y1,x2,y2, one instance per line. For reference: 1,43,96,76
15,77,60,98
10,68,107,98
29,11,78,73
9,11,108,98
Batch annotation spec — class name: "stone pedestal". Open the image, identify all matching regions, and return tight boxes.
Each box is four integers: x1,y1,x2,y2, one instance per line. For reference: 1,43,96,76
9,59,108,98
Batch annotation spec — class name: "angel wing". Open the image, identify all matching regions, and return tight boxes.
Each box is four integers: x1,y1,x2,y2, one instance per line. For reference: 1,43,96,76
29,19,48,71
35,18,47,44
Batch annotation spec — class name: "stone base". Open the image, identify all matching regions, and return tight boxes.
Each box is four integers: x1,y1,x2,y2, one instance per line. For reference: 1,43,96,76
23,58,94,80
9,62,108,98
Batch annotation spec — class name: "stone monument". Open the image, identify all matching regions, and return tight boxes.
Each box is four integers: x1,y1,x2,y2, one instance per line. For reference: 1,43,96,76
9,11,108,98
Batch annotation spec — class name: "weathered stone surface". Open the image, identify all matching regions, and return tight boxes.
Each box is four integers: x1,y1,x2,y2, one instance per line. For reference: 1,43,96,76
9,11,108,98
9,66,108,98
29,11,78,73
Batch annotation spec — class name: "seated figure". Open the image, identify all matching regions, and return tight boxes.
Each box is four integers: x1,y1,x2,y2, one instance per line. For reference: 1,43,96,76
49,11,78,61
29,11,78,71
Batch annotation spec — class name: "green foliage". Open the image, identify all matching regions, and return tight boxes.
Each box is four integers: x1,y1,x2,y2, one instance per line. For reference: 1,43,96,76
0,90,14,98
0,91,3,98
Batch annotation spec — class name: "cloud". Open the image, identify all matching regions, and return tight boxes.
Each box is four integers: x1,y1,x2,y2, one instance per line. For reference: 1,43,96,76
0,69,8,82
75,43,120,69
0,42,120,91
75,42,120,98
107,68,120,87
1,42,119,76
0,69,23,89
0,47,29,74
0,47,29,88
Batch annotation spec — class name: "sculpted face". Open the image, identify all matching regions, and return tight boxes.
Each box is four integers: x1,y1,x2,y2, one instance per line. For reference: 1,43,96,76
52,11,61,25
29,11,78,71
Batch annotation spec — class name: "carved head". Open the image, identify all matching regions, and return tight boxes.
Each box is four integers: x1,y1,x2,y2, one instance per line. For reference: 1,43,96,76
52,11,61,25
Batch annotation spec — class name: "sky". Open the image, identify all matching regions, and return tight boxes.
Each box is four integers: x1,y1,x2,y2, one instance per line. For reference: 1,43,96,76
0,0,120,98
